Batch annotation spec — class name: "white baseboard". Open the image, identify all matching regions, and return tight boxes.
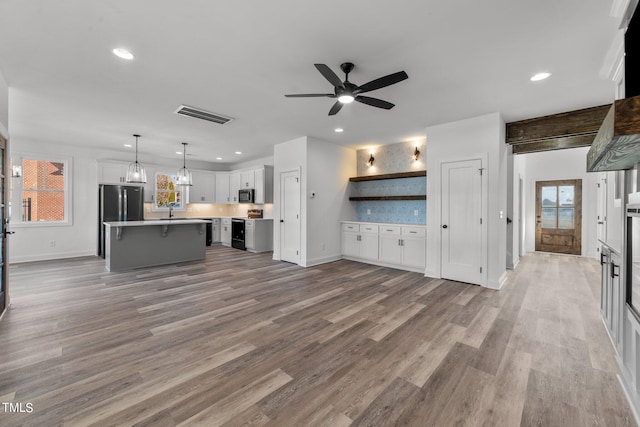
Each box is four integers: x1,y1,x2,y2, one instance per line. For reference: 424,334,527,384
9,250,96,264
304,254,342,267
342,255,425,274
486,271,508,290
424,268,440,279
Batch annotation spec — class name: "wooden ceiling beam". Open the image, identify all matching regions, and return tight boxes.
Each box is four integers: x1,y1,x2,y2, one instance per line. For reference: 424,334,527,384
506,104,611,152
511,134,595,154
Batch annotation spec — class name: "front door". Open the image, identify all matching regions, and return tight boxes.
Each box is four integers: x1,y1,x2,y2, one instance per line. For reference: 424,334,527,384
280,170,300,264
535,179,582,255
0,135,8,315
441,159,485,285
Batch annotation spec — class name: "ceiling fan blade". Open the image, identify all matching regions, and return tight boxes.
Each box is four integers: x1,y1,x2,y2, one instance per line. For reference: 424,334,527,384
315,64,345,89
355,96,395,110
285,94,334,97
328,100,344,116
357,71,408,94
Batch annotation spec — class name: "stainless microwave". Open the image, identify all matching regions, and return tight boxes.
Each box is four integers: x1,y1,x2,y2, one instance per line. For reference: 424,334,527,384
239,188,254,203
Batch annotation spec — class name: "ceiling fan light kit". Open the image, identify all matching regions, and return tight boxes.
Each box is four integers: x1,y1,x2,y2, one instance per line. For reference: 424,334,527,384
285,62,408,116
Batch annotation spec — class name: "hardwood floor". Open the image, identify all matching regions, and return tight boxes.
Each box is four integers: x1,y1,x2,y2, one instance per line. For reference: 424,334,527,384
0,246,635,426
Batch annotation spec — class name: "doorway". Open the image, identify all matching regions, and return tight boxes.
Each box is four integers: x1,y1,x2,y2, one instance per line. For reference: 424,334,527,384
441,158,486,285
535,179,582,255
280,169,300,264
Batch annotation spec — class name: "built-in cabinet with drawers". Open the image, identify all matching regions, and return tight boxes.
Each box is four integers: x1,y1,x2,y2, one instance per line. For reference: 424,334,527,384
221,218,231,246
210,218,221,243
600,244,623,350
342,221,426,273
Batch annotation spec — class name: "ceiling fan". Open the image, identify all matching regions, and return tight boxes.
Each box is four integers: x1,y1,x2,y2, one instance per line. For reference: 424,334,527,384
285,62,408,116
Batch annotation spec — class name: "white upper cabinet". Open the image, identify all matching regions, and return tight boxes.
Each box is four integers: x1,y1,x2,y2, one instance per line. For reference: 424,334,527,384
189,170,216,203
98,161,136,185
253,166,273,204
240,171,255,189
229,172,241,203
215,172,230,204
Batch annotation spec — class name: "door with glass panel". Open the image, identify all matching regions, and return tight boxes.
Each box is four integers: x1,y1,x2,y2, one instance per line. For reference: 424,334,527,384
535,179,582,255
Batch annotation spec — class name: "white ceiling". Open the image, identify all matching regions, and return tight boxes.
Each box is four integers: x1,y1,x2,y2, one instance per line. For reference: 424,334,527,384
0,1,621,166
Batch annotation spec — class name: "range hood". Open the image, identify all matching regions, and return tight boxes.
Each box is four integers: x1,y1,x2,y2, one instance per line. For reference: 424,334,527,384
587,95,640,172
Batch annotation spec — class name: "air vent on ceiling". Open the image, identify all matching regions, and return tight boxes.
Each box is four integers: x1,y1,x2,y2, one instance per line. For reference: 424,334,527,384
174,105,234,125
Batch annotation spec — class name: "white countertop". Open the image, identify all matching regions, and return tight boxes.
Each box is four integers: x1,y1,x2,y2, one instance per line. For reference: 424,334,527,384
342,220,425,227
104,219,210,227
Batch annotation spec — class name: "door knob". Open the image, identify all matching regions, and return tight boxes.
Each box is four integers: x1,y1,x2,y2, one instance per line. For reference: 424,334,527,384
442,225,448,229
3,230,14,237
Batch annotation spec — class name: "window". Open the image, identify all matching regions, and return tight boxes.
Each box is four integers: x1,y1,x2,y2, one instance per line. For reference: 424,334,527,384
153,172,185,211
12,156,72,225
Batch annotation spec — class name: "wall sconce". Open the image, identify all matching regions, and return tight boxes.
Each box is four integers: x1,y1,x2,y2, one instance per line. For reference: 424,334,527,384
367,153,375,167
413,146,420,161
11,165,22,178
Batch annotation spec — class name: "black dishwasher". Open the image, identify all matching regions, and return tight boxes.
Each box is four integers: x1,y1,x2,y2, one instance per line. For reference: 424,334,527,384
231,218,246,250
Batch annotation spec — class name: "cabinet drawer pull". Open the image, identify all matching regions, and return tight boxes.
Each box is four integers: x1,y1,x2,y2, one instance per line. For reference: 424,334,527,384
611,261,620,279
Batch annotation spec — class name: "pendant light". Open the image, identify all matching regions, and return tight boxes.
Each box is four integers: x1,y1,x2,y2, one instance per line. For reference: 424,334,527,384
125,134,147,183
176,142,193,186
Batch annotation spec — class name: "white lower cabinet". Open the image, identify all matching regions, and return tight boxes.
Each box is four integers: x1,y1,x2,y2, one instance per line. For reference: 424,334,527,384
211,218,221,243
601,244,622,350
342,222,426,273
245,219,273,252
221,218,231,246
341,223,378,261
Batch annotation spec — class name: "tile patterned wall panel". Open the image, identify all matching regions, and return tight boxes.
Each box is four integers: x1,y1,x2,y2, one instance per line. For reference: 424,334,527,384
351,177,426,197
355,200,426,224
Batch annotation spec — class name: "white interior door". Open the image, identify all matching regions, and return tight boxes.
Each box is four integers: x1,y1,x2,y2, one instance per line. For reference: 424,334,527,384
441,159,485,285
280,170,300,264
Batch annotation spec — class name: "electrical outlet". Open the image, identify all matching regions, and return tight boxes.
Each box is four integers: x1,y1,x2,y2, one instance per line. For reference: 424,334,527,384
367,209,371,215
322,243,326,251
414,209,419,216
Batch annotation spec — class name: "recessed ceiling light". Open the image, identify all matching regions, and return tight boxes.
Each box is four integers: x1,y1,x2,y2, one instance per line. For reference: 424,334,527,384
112,48,134,60
176,151,182,155
235,151,242,155
335,128,344,133
123,144,132,148
530,72,551,81
216,157,222,160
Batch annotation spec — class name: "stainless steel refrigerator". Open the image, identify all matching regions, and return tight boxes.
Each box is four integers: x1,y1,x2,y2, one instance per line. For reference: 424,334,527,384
98,184,144,257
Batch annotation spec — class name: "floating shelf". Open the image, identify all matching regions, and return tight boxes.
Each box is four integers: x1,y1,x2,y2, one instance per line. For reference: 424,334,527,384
349,170,426,182
349,195,426,201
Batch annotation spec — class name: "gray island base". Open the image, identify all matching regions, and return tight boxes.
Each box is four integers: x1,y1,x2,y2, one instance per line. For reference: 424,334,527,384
104,220,209,271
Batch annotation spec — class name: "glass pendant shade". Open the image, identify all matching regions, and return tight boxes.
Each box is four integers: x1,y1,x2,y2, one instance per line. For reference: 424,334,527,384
126,134,147,183
177,142,193,186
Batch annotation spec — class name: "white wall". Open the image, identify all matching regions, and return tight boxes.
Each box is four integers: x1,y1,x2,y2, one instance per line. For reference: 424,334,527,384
0,72,7,138
306,137,356,266
8,138,224,263
273,136,307,262
230,155,274,170
272,136,356,267
426,112,507,289
513,146,599,258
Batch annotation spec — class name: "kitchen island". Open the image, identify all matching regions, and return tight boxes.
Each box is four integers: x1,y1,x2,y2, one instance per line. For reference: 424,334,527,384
103,219,209,271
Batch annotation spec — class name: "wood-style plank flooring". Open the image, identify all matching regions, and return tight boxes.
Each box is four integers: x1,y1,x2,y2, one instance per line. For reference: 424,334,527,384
0,246,635,426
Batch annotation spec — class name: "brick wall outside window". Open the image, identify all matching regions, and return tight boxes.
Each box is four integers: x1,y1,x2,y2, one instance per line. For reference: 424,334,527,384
22,159,65,221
